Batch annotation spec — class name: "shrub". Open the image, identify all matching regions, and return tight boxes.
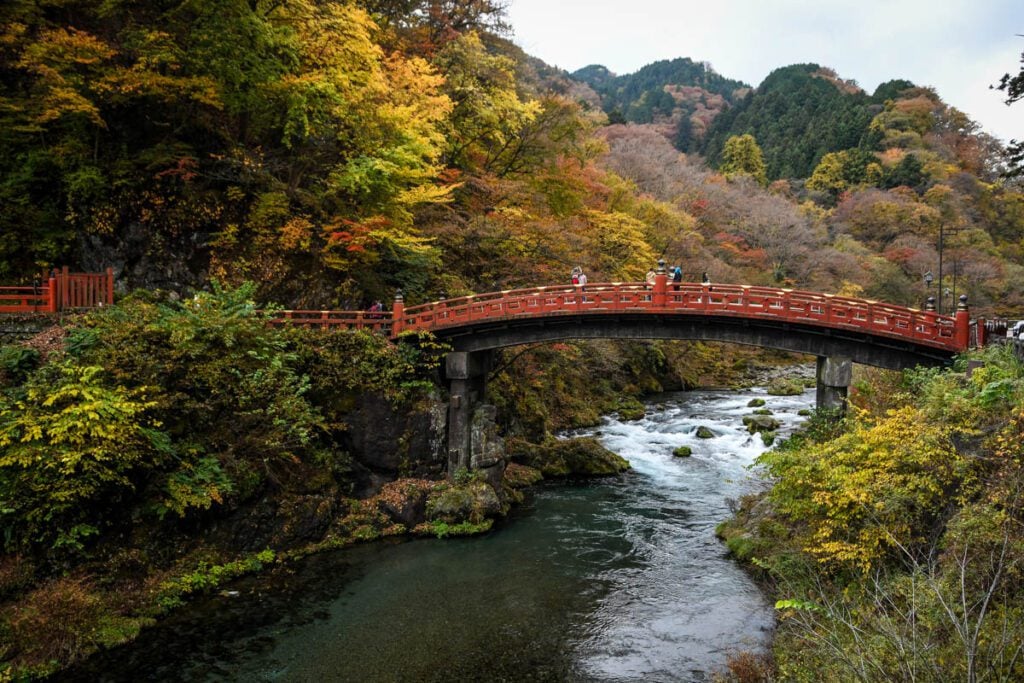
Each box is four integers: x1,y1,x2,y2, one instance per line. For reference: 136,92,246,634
0,364,171,555
0,346,39,384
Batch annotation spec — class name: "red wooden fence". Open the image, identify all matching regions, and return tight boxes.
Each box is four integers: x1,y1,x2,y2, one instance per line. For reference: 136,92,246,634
0,267,114,314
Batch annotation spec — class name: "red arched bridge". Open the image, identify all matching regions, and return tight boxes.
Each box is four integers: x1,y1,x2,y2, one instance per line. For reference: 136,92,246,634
269,277,978,367
270,272,992,479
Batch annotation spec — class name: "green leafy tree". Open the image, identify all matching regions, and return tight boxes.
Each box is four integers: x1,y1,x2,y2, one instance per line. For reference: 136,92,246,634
0,365,170,554
719,133,767,185
434,31,540,172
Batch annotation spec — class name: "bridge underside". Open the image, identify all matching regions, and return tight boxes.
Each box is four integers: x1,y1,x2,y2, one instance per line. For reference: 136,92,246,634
434,313,956,370
437,313,957,479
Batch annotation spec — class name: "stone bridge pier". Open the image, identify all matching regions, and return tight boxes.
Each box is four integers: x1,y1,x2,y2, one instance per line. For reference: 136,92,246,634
816,356,852,413
445,350,504,485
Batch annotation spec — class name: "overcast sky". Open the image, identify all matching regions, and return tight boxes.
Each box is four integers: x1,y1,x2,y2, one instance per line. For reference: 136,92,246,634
506,0,1022,143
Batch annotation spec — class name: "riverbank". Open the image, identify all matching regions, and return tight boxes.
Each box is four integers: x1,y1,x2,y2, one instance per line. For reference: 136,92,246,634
716,344,1024,681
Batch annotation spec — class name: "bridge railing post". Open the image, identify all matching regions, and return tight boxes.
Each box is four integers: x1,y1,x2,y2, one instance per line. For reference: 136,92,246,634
955,295,970,350
105,267,115,306
653,259,667,309
392,289,404,336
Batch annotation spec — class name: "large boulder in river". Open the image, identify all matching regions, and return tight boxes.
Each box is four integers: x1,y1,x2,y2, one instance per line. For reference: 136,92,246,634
616,397,646,421
743,415,781,434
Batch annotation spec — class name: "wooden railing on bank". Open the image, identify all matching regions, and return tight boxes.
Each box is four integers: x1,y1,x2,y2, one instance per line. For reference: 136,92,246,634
0,267,115,314
269,277,973,354
267,309,392,334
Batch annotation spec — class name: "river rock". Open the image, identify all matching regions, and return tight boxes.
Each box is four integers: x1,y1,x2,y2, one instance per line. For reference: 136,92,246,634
377,479,434,527
695,426,716,439
503,462,543,488
616,397,646,421
746,398,766,408
672,446,693,458
426,480,503,524
743,415,781,433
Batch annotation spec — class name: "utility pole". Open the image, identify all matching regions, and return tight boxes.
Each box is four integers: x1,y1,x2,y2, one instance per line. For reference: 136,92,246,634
937,223,944,315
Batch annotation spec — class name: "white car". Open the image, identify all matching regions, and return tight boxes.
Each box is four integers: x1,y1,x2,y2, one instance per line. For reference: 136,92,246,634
1012,321,1024,339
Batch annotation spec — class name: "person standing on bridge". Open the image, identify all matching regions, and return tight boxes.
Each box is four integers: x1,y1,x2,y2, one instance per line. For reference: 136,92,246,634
571,266,581,285
577,269,587,291
672,266,682,291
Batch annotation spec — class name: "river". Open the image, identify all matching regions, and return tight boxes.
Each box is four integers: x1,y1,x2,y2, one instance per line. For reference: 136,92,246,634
61,386,813,682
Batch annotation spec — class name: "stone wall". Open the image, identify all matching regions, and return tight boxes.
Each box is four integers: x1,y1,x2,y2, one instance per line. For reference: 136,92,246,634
0,315,55,345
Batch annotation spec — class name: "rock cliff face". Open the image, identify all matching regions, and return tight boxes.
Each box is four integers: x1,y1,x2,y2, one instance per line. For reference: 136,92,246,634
79,224,210,295
343,391,448,490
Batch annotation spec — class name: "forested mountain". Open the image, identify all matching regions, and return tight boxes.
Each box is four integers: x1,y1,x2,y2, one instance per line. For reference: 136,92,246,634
571,58,749,149
700,63,878,178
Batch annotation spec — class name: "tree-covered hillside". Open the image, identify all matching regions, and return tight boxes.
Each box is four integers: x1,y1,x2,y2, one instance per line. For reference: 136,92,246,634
700,63,879,178
571,58,748,146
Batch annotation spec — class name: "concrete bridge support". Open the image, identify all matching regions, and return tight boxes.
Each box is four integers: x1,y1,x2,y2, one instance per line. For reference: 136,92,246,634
816,356,852,413
445,350,494,476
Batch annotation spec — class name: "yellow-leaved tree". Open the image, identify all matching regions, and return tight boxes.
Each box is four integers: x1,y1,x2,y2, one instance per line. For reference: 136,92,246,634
760,405,975,571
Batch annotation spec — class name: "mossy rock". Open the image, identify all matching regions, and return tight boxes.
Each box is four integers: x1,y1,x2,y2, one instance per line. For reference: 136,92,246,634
695,426,716,439
766,378,804,396
425,480,502,525
413,519,493,539
556,438,630,475
615,397,646,421
743,415,781,434
503,462,543,488
672,446,693,458
510,437,630,477
760,431,776,446
746,398,766,408
569,409,602,428
753,408,773,416
797,409,812,416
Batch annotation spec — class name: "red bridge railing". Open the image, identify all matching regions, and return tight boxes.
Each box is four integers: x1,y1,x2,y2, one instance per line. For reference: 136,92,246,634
272,276,971,354
267,309,392,334
0,267,114,314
